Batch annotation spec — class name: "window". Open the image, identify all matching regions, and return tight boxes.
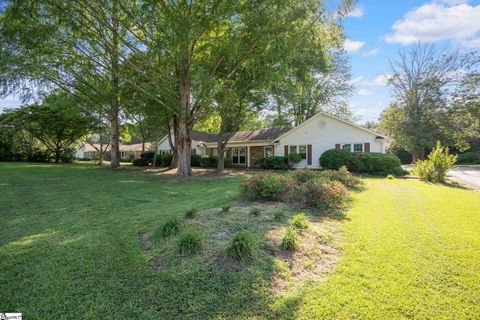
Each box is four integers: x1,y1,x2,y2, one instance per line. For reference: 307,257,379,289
342,144,351,152
299,145,307,160
232,147,246,165
192,148,196,155
264,146,274,157
289,145,297,154
353,144,363,153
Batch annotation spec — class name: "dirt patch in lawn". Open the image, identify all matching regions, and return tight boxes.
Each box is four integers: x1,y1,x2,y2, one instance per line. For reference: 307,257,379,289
140,201,343,296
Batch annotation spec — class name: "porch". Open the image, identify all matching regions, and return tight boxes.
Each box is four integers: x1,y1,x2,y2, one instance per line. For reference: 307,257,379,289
205,144,275,168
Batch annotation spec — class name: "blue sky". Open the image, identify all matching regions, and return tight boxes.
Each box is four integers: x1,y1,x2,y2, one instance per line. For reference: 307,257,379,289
344,0,480,123
1,0,479,123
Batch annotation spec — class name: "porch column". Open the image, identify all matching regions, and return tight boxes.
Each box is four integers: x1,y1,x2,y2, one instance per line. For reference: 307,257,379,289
247,146,251,168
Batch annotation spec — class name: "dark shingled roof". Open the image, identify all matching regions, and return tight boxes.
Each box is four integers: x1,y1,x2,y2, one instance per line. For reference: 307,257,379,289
192,128,292,144
191,131,220,143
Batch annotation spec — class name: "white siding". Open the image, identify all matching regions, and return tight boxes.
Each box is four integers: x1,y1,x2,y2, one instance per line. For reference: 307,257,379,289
155,136,204,156
275,114,385,169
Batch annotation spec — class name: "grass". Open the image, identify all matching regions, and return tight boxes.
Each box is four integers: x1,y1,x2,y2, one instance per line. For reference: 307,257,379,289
1,163,479,319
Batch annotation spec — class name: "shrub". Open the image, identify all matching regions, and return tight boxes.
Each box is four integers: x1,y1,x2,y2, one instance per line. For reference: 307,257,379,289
184,208,197,219
289,169,317,184
288,152,302,165
281,227,298,251
249,208,261,216
256,156,289,170
288,177,349,211
320,149,352,170
157,153,173,167
177,229,202,255
348,153,406,176
289,212,309,229
226,232,255,261
221,204,231,213
191,154,202,167
158,218,180,237
240,174,290,201
457,151,480,164
60,148,75,163
133,158,149,166
413,142,457,182
386,174,395,179
200,156,218,168
140,151,156,163
319,166,362,188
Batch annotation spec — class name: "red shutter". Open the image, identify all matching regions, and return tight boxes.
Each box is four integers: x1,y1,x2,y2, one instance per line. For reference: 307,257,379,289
307,144,312,165
335,144,341,150
284,145,288,157
364,143,370,153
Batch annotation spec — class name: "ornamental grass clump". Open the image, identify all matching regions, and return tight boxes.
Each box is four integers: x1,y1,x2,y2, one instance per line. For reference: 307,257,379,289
226,232,255,261
289,212,309,229
184,208,197,219
249,207,261,217
159,218,180,237
281,227,298,251
177,229,202,255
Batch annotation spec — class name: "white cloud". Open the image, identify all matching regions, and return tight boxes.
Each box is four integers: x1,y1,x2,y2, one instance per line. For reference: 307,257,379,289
346,7,364,18
385,2,480,47
351,102,389,123
362,48,380,57
344,39,365,53
357,88,373,96
351,74,390,87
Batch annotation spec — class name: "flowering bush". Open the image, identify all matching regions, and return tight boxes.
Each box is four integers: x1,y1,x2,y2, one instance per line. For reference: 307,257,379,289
319,166,363,188
288,177,349,211
288,169,317,184
240,174,290,200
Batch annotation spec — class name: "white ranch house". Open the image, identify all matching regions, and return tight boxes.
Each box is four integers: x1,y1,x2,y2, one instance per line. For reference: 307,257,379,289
155,112,389,169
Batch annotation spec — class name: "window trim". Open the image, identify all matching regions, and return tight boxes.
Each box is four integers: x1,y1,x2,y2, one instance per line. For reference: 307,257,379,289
298,145,307,160
264,146,274,157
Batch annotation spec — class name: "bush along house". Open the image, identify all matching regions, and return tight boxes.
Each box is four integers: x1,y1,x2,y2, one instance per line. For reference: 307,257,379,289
155,112,390,169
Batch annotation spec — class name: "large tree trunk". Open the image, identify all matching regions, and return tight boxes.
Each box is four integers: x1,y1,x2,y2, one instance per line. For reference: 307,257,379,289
167,126,178,169
176,59,193,177
109,0,121,169
54,149,60,164
217,142,226,171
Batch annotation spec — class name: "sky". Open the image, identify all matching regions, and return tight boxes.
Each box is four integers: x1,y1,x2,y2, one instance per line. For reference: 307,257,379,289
0,0,479,123
343,0,480,123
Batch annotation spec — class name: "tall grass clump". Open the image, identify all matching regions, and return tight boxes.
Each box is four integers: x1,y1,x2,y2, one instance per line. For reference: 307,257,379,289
226,232,255,261
177,229,202,255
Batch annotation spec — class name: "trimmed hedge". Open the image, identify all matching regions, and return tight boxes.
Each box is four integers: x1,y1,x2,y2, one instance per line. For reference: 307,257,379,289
191,154,202,167
348,153,406,176
319,149,352,170
256,156,289,170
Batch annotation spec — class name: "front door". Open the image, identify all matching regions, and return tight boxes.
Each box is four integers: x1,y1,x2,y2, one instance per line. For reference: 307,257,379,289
232,147,247,165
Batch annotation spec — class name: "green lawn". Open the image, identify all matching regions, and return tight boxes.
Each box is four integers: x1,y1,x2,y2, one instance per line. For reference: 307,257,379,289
1,163,479,319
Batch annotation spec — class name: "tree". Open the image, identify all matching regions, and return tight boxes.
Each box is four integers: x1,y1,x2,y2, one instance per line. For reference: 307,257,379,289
267,50,355,126
13,92,94,163
0,1,140,168
384,44,478,161
446,72,480,150
134,0,354,176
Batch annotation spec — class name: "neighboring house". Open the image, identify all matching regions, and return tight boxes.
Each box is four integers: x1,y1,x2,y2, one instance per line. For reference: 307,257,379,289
76,142,153,160
155,112,389,169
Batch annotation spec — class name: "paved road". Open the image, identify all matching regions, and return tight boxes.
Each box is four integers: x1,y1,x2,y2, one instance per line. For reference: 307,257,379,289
447,167,480,191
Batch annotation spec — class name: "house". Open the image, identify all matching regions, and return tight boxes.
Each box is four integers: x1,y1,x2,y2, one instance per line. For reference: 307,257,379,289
76,142,153,160
155,112,389,169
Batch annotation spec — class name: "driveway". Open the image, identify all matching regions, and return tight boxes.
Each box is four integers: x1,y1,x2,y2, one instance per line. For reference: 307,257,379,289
447,167,480,191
